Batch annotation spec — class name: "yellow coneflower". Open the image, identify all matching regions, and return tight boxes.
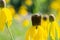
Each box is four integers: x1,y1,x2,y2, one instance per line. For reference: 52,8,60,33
0,9,6,31
1,8,12,28
18,5,28,16
41,15,51,40
0,0,14,40
49,14,59,40
25,15,40,40
0,7,14,40
41,15,50,32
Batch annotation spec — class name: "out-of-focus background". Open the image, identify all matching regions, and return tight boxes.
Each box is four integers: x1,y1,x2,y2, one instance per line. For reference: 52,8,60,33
0,0,60,40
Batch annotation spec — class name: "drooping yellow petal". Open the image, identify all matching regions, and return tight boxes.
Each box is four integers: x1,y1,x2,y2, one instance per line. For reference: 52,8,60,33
25,26,38,40
2,8,12,28
25,25,48,40
41,18,50,32
50,26,55,40
25,28,30,40
41,20,48,30
0,9,6,31
54,21,60,39
50,21,59,40
34,27,43,40
57,27,60,39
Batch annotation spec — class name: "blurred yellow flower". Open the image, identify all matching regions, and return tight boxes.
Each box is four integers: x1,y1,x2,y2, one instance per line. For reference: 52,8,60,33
20,5,27,9
18,5,28,16
50,1,60,10
25,0,32,6
2,8,12,28
14,14,21,21
8,6,16,17
0,9,6,31
56,9,60,22
54,0,60,2
50,1,60,22
22,19,29,27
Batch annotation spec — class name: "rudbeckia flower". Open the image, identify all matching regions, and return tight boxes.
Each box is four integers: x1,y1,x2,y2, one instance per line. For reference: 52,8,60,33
25,14,48,40
0,9,6,31
49,14,59,40
39,15,49,40
41,15,50,32
2,8,12,28
0,8,13,31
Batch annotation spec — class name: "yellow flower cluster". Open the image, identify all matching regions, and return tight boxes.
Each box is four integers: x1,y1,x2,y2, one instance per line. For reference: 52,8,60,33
25,14,60,40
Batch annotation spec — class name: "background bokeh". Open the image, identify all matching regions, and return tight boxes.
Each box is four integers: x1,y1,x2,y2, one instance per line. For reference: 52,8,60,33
0,0,60,40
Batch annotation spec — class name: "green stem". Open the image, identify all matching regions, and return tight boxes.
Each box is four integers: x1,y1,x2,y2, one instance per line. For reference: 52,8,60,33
6,24,14,40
